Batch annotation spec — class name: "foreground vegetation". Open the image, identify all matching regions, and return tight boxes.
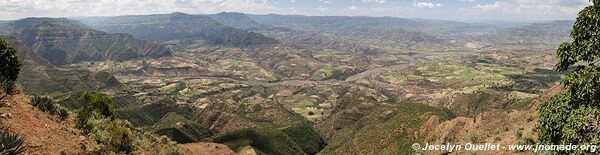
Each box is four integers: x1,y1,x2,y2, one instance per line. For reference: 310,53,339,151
75,91,183,154
538,1,600,154
0,128,26,155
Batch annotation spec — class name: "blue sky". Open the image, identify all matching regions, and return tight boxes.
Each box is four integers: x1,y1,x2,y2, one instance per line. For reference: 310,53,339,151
0,0,593,22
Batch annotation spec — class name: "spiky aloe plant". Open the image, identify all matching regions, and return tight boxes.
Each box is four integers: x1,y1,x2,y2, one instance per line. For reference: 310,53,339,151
0,128,26,155
31,96,56,114
57,108,69,121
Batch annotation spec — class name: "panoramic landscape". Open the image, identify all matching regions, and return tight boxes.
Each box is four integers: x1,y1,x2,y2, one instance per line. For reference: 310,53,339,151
0,0,599,154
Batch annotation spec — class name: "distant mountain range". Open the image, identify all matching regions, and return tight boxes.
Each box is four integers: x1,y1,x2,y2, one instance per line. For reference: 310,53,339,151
247,14,574,50
79,12,279,47
0,12,574,96
1,36,125,95
0,18,173,66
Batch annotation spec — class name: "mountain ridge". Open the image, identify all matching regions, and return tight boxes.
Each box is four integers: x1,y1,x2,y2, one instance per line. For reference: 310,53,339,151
0,18,173,66
1,36,126,95
81,12,279,47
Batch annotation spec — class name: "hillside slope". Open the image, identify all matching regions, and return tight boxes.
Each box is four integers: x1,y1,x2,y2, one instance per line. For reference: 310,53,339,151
0,93,236,154
1,36,125,95
0,18,173,66
0,94,91,154
419,85,564,154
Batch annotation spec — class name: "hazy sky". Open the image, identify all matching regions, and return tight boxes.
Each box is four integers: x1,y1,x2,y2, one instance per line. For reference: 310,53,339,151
0,0,593,22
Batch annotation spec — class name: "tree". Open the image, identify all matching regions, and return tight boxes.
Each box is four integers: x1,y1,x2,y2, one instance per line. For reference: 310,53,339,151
0,39,21,99
78,91,117,119
76,91,117,133
538,1,600,154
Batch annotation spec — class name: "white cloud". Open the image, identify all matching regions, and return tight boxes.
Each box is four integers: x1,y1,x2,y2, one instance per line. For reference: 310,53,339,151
514,0,592,14
412,0,442,8
348,5,358,10
466,0,592,21
460,0,475,2
360,0,386,3
472,0,591,15
319,0,334,4
0,0,288,20
318,5,330,12
473,2,505,11
339,5,409,17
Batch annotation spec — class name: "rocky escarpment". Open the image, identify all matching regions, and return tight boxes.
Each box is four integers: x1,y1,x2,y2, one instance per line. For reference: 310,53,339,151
1,36,126,95
2,18,172,66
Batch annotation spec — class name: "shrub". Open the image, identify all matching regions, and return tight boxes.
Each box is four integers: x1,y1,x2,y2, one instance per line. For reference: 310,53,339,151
82,111,135,153
74,92,183,154
78,91,116,120
75,92,135,153
31,96,57,114
106,121,134,153
468,132,479,143
0,128,26,155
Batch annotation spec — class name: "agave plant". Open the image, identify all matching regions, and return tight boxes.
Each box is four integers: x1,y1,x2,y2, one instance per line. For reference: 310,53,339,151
57,108,69,121
0,80,17,101
0,128,26,155
31,96,56,114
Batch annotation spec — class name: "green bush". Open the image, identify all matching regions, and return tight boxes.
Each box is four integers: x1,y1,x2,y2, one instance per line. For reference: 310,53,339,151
0,128,26,155
74,92,135,153
104,120,135,153
74,92,183,154
78,91,116,120
468,132,479,143
31,96,57,114
83,111,135,153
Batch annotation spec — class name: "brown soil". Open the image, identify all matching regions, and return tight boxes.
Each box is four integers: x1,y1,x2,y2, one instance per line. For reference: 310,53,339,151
419,85,564,155
0,93,239,155
179,142,236,155
0,94,90,155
